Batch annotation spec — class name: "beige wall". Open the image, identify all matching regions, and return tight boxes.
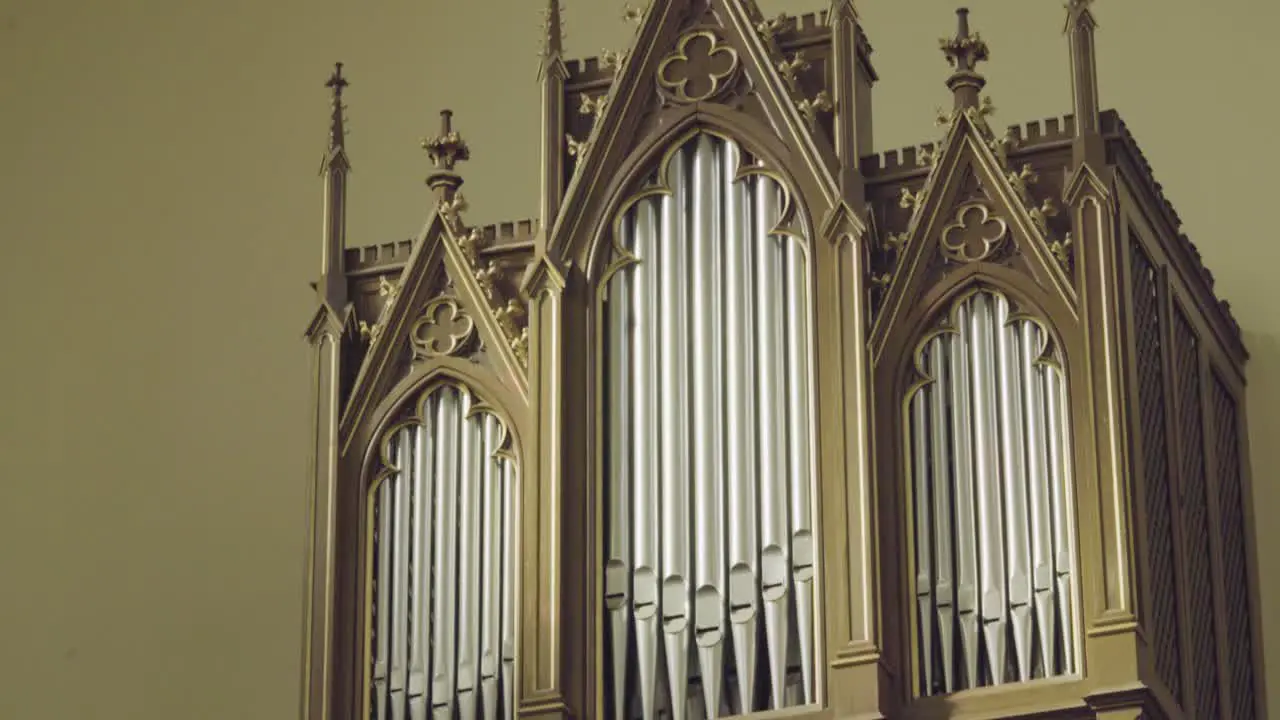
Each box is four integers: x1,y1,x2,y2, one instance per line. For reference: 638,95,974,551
1,0,1275,717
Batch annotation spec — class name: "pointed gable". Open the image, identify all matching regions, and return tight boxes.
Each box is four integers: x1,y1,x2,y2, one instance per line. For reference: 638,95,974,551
541,0,850,280
869,107,1077,361
338,205,529,454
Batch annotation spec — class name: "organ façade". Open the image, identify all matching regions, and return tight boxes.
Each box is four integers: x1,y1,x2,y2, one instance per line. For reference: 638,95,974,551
298,1,1264,719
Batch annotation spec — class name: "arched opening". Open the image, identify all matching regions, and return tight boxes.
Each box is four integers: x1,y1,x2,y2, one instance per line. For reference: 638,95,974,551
600,131,818,719
905,287,1079,697
364,381,519,720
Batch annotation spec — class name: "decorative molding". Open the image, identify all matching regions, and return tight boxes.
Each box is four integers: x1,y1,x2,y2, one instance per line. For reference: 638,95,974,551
939,202,1009,264
656,29,740,103
409,296,476,360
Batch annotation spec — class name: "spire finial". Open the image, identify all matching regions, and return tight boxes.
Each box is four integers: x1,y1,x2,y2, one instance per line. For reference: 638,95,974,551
324,62,348,150
939,7,989,111
542,0,564,56
422,109,470,198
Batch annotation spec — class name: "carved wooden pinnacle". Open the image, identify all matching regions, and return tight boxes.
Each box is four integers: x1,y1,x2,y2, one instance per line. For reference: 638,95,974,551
423,109,471,172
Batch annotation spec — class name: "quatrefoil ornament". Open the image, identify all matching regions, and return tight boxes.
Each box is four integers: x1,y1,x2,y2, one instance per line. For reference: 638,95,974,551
940,202,1009,263
656,30,740,103
410,297,476,360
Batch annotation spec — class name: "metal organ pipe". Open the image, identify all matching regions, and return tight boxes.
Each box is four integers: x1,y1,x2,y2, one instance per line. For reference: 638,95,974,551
659,147,693,720
690,136,726,718
366,385,519,720
603,133,818,719
908,290,1079,697
722,145,760,714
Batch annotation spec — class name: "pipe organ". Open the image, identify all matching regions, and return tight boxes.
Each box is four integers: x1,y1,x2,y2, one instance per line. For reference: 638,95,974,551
603,133,818,720
366,384,519,720
906,290,1078,696
302,2,1264,719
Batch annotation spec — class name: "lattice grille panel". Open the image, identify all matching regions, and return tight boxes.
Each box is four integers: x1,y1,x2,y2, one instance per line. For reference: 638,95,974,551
1130,244,1181,701
1172,309,1219,720
1212,374,1256,720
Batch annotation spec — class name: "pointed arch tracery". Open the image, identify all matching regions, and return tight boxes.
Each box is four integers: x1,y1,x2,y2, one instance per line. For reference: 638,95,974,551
900,282,1081,697
599,129,819,720
360,371,521,720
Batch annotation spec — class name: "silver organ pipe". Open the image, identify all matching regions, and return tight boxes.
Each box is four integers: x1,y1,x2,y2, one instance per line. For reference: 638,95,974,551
603,133,819,719
690,135,727,718
367,385,519,720
909,290,1079,696
723,145,759,715
659,147,693,720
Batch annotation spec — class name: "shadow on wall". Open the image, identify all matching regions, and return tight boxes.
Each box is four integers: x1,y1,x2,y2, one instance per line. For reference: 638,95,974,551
1244,328,1279,703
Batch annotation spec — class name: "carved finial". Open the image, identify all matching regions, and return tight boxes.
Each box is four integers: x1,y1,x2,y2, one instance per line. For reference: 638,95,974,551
423,110,470,172
940,8,989,111
324,62,349,151
423,110,470,198
542,0,564,56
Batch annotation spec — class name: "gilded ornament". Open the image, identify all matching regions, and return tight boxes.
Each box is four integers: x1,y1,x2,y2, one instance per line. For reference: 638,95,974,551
777,52,809,92
1028,197,1059,235
756,13,792,43
899,187,921,211
566,134,590,157
358,276,401,343
410,297,477,359
796,90,833,124
440,192,469,229
1048,232,1074,269
940,202,1009,263
579,93,608,120
475,263,501,299
656,30,740,103
457,227,485,265
1007,164,1038,199
622,2,646,26
601,49,628,73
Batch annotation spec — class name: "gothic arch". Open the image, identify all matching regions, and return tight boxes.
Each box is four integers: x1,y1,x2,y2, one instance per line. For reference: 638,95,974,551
880,271,1085,700
580,103,822,282
352,360,526,720
357,359,528,484
886,266,1078,381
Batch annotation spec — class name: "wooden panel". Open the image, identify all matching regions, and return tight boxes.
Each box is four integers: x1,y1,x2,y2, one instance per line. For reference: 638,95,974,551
1170,306,1219,720
1210,373,1256,720
1129,242,1180,701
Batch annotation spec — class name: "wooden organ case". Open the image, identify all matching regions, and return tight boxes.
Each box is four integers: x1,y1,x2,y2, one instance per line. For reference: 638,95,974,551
298,2,1264,719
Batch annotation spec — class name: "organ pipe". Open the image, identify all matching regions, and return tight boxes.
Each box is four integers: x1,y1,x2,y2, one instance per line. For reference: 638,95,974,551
366,385,519,720
909,290,1079,695
602,133,818,719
